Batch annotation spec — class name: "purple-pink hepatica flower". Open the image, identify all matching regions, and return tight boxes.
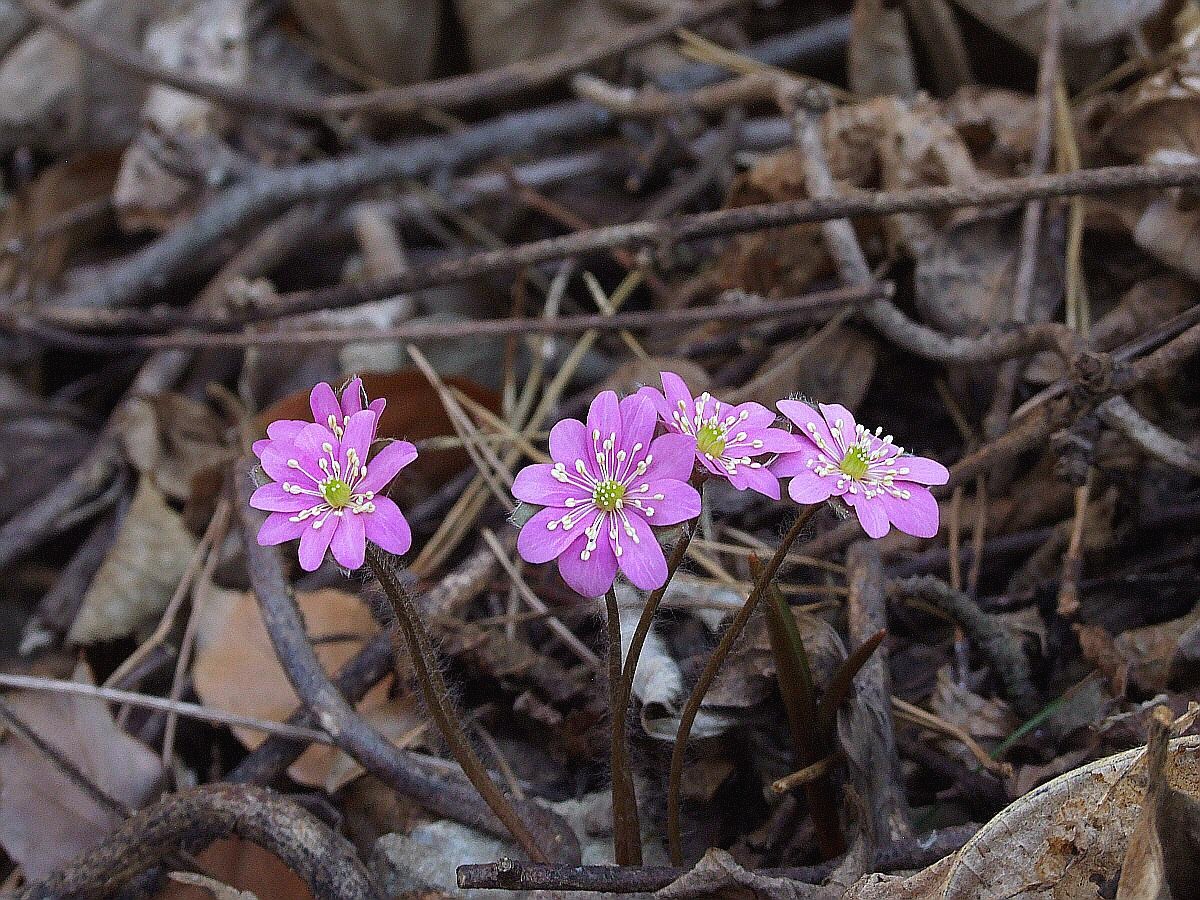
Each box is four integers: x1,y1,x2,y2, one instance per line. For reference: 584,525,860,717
513,391,701,597
638,371,798,499
250,381,416,571
771,400,949,540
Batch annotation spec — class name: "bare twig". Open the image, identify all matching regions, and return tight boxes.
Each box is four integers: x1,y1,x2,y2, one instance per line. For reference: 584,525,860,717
19,784,384,900
1099,396,1200,477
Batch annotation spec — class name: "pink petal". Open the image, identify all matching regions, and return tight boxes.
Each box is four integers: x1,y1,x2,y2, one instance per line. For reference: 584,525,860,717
557,529,618,598
512,463,590,506
363,495,412,556
368,397,386,419
879,484,940,538
636,385,673,426
615,512,668,590
728,464,780,500
784,466,839,505
257,512,307,546
309,382,341,430
659,371,695,425
249,483,312,512
770,446,823,478
259,445,319,487
586,391,622,451
777,400,837,454
252,438,271,456
330,510,366,569
297,515,337,571
294,422,339,464
518,505,595,564
893,455,950,486
726,401,778,431
618,393,657,464
340,377,365,416
339,410,376,476
745,428,802,455
267,420,307,443
548,418,594,476
630,478,700,526
818,403,858,453
845,492,890,539
641,432,698,482
359,440,418,495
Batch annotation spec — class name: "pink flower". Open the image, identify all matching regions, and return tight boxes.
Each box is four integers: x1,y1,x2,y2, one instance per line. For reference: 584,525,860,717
637,372,798,499
771,400,949,539
513,391,701,597
250,381,416,571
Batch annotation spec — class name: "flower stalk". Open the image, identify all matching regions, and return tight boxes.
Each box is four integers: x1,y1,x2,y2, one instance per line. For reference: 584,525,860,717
366,543,548,863
666,504,818,865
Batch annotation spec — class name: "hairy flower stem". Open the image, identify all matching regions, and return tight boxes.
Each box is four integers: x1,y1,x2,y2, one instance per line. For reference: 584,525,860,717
666,505,818,865
607,524,696,865
366,544,548,863
605,587,640,865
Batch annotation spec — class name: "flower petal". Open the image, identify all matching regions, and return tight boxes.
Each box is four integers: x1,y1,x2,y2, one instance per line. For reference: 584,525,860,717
250,482,313,512
259,445,319,488
818,403,858,453
586,390,622,453
368,397,387,419
770,445,822,477
614,512,668,591
294,422,339,467
845,492,890,539
618,393,658,466
893,455,950,486
558,528,618,598
517,505,592,565
512,463,590,506
257,511,307,546
339,410,377,477
340,377,365,416
252,438,271,457
359,440,418,495
777,400,837,454
330,510,366,569
781,460,839,505
725,400,778,431
641,432,698,482
879,484,940,538
363,495,412,556
728,464,780,500
548,418,593,474
628,478,700,526
267,419,307,443
636,385,673,426
659,371,696,428
297,515,337,571
309,382,341,431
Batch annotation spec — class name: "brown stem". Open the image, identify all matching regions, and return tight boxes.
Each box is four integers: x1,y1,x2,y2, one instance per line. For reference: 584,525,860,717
605,587,641,864
666,505,818,864
366,544,548,862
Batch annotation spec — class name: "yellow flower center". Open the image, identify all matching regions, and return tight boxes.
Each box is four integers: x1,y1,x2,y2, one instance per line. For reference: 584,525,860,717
839,445,870,481
593,479,626,512
321,477,353,508
696,423,727,458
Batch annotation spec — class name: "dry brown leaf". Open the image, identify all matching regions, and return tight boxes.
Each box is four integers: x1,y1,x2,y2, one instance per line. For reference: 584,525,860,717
158,838,313,900
845,734,1200,899
0,662,163,880
68,477,198,644
288,0,438,85
0,149,120,291
193,586,422,792
929,665,1017,743
116,393,231,503
603,356,711,398
1116,604,1200,694
455,0,632,72
728,326,877,414
848,0,918,99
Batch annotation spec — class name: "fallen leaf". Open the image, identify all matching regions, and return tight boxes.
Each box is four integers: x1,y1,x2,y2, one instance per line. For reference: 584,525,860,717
159,838,312,900
728,326,877,414
0,662,163,880
68,477,198,644
116,393,231,503
848,0,918,99
288,0,439,85
1117,603,1200,693
193,586,422,792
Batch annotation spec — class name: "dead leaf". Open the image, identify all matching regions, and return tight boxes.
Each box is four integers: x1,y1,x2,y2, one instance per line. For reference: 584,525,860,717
603,356,710,398
843,733,1200,899
193,586,421,792
116,393,231,503
929,665,1017,746
728,326,877,414
159,838,312,900
0,149,120,290
1117,604,1200,693
657,847,838,900
455,0,633,72
848,0,918,99
68,477,198,644
288,0,437,85
0,662,163,880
